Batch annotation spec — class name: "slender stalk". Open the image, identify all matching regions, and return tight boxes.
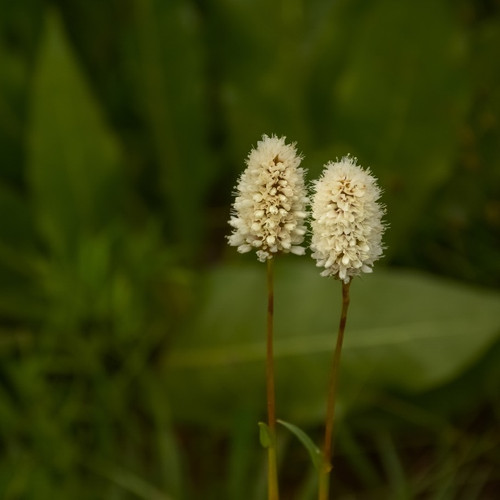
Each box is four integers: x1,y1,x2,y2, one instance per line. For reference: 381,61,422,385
266,258,279,500
319,281,351,500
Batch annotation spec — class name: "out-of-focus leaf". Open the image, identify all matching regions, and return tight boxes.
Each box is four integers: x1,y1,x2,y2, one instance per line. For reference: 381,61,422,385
0,183,36,254
132,0,211,254
214,0,315,159
48,0,213,257
318,0,469,257
0,3,48,325
86,459,174,500
0,185,46,323
164,262,500,426
0,0,44,187
27,9,121,256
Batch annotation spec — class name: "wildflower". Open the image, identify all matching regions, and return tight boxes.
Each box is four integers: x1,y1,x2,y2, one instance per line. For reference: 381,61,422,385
310,155,386,282
228,134,308,262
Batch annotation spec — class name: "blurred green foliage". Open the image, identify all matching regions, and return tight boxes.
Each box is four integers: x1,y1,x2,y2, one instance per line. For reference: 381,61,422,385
1,0,499,498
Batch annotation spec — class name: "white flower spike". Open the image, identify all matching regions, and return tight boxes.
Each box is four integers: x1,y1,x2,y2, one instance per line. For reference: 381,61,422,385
228,134,309,262
310,155,386,283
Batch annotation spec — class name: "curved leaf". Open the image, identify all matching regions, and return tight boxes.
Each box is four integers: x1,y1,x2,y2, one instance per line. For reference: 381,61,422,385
277,419,322,469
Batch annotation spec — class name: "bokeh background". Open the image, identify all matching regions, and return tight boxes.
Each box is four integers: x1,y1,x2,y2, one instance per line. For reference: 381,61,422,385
1,0,500,498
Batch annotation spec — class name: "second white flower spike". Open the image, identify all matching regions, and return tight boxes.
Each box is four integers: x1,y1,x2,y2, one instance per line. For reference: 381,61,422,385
228,134,309,262
310,156,386,283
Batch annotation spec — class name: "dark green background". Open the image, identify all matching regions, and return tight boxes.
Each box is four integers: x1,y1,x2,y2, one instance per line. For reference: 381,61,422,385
1,0,499,498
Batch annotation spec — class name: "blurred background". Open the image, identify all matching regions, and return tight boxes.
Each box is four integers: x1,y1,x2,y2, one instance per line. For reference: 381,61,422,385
1,0,499,498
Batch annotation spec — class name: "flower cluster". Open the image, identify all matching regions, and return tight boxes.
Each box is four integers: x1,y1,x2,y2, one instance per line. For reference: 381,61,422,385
310,156,385,282
228,137,386,280
228,135,308,262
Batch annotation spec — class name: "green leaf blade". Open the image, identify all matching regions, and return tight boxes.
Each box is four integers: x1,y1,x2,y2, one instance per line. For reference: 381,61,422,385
27,9,121,255
277,419,322,469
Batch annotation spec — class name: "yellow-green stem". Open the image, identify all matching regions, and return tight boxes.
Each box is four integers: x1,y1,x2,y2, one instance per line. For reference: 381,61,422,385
319,281,351,500
266,258,279,500
268,444,279,500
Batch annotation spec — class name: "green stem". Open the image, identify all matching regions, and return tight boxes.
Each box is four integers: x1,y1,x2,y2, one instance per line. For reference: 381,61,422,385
319,280,351,500
266,258,279,500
